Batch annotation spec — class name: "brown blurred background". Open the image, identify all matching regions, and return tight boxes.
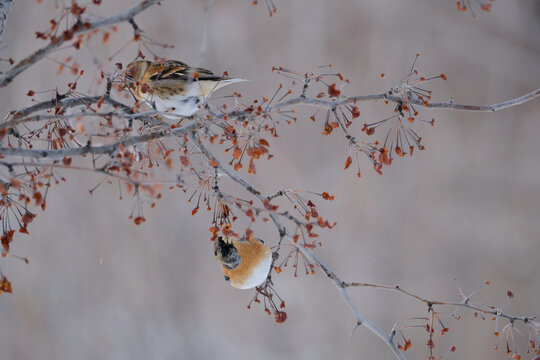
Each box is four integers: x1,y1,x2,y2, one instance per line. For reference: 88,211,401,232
1,1,539,359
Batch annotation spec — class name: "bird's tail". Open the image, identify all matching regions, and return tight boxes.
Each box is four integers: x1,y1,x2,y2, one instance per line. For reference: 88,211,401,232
198,78,248,97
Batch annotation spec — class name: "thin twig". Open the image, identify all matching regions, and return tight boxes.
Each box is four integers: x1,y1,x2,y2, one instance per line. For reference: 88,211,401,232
415,87,540,112
344,282,535,324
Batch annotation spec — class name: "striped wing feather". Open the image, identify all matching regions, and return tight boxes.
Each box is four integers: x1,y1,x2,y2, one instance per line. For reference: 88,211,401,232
147,60,226,82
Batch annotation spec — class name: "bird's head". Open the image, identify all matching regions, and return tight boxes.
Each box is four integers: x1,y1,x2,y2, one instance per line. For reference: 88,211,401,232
214,236,242,269
123,60,150,91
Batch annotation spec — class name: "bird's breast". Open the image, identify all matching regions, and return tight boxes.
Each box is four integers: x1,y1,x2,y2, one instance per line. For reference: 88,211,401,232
153,95,201,117
221,238,273,289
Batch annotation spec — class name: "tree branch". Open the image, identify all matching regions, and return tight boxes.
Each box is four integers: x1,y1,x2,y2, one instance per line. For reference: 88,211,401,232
187,131,538,359
195,87,540,127
0,0,160,87
0,0,13,43
412,87,540,112
344,282,535,324
0,122,197,159
188,132,407,360
6,82,537,137
268,87,540,114
2,94,161,130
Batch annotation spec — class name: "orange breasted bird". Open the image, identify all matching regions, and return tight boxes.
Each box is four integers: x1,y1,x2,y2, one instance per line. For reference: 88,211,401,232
214,235,273,289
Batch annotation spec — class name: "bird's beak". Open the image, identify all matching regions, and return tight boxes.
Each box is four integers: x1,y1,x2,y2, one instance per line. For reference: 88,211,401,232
120,79,130,90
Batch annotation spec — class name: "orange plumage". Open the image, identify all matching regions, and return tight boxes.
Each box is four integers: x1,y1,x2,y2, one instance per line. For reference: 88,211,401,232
214,236,273,289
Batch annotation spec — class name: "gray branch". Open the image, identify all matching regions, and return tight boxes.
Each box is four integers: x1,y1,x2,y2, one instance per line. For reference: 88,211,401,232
0,0,13,43
0,0,159,87
2,83,539,160
0,122,197,159
417,87,540,112
266,87,540,114
188,132,408,360
2,94,161,130
200,87,540,126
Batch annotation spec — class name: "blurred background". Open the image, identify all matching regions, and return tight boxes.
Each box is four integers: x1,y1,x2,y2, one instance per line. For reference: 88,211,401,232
1,0,539,359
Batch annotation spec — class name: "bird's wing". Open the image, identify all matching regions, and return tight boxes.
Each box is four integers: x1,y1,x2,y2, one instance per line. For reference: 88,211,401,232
147,60,191,82
191,67,227,81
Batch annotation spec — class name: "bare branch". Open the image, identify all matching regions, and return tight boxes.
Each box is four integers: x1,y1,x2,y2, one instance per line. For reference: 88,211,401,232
0,0,13,43
186,130,538,358
188,132,407,360
412,87,540,112
2,94,161,130
0,0,160,87
267,88,540,114
344,282,535,324
0,122,197,159
0,160,186,189
200,87,540,127
8,95,101,121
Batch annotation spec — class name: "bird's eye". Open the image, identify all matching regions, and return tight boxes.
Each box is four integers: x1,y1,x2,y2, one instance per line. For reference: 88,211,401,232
224,276,230,282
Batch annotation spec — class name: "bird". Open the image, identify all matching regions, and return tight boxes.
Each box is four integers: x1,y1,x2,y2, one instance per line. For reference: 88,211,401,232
214,235,273,289
123,59,246,117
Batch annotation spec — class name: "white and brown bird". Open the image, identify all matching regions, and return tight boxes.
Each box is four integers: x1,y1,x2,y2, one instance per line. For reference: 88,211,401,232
123,59,245,117
214,235,273,289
